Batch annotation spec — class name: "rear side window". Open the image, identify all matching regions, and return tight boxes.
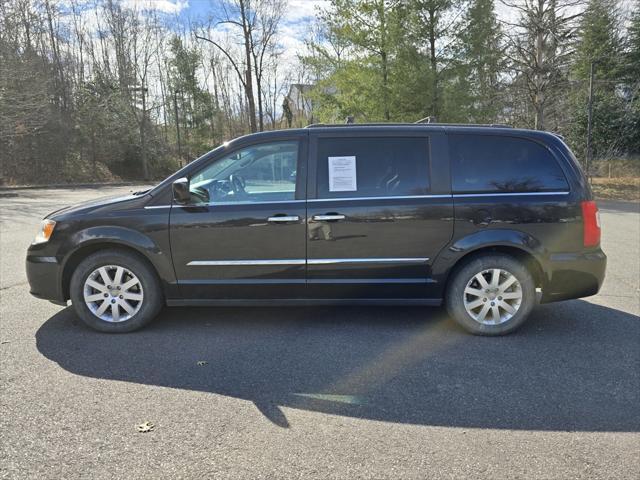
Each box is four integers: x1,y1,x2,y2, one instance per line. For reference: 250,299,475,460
450,135,569,193
316,137,430,198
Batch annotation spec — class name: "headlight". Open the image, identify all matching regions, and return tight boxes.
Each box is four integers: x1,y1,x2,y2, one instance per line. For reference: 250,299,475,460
33,219,56,244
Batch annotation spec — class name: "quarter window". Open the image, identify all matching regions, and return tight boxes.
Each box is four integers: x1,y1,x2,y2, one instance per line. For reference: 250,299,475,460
316,137,430,198
189,141,298,204
450,135,569,193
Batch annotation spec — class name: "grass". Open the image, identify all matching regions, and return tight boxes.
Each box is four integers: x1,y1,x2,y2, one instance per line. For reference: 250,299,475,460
590,177,640,201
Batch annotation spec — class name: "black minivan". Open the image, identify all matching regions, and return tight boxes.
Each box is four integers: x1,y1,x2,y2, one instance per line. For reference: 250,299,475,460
26,124,606,335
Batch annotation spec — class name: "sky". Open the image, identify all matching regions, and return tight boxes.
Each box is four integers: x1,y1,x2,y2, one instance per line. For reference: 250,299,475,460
96,0,330,110
114,0,329,68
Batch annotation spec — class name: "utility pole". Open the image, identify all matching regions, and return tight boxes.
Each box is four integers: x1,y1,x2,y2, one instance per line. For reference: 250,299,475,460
586,61,596,184
173,90,182,163
130,85,149,180
140,86,148,180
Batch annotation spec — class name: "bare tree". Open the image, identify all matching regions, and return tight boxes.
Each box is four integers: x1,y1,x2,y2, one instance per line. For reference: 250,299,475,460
250,0,285,130
194,0,286,132
501,0,583,129
130,7,157,180
195,0,259,132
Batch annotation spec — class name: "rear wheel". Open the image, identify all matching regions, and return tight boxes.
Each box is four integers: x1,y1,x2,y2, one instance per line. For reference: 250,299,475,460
446,254,536,335
69,250,163,332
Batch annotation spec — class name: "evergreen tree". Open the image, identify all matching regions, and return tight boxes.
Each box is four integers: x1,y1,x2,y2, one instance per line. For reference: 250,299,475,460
167,36,216,157
627,1,640,80
568,0,628,162
307,0,406,122
411,0,459,119
450,0,505,123
623,1,640,155
572,0,623,79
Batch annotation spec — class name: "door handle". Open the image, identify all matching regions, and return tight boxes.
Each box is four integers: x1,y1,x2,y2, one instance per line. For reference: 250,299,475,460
312,214,346,221
267,215,299,223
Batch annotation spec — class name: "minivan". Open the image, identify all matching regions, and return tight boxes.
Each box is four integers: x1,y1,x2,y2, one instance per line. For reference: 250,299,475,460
26,124,606,335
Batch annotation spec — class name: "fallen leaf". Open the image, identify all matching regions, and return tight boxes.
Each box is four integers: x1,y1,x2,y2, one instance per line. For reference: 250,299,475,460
136,421,155,433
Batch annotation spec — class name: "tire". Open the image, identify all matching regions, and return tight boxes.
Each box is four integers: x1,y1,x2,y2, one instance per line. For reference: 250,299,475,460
445,253,536,336
69,249,163,333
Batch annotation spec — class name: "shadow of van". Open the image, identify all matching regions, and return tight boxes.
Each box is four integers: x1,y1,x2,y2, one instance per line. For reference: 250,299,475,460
36,300,639,431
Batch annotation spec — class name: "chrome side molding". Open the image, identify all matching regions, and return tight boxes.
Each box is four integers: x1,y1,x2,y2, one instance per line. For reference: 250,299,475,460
187,259,306,266
307,258,428,265
452,191,570,198
188,257,429,266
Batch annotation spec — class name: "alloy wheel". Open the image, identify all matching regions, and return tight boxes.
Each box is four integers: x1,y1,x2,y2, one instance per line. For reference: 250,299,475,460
83,265,144,322
463,268,523,325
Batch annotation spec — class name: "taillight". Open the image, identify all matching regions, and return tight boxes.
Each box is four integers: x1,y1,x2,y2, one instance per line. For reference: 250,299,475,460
581,201,601,247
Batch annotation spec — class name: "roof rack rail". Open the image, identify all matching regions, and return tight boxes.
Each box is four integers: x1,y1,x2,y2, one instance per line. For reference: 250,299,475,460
305,122,513,128
440,123,513,128
413,116,513,128
305,122,415,128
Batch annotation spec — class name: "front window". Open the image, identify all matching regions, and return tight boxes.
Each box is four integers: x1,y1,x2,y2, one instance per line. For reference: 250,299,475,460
189,141,299,204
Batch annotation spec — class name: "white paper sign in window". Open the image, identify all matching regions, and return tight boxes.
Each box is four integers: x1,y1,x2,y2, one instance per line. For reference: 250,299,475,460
328,156,357,192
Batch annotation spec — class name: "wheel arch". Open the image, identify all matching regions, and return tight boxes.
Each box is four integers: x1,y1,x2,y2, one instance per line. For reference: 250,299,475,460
445,245,545,292
433,229,548,297
61,240,165,302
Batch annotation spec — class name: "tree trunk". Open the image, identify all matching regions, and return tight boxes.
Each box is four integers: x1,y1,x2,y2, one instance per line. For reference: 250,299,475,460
256,72,264,131
240,0,258,133
381,50,390,121
174,91,182,160
428,8,438,117
140,88,149,180
379,1,390,121
534,0,545,130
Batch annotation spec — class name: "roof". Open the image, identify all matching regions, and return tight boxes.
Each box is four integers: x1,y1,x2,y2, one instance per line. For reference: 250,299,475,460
223,123,561,147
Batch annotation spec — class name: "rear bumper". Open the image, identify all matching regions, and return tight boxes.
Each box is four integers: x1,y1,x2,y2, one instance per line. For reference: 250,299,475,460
541,249,607,303
26,254,66,304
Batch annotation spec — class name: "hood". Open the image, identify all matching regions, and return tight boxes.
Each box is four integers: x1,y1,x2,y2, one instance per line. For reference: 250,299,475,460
46,191,149,220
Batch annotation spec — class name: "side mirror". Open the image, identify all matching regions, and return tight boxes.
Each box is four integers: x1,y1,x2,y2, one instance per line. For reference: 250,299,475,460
172,177,190,204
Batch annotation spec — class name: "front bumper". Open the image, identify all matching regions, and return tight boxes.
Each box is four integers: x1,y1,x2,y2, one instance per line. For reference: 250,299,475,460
26,254,66,304
541,249,607,303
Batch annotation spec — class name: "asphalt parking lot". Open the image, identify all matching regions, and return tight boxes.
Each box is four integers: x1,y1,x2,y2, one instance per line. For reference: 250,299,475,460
1,185,639,479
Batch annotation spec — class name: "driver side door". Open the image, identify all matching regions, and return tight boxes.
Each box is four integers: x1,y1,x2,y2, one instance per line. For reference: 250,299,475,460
169,134,307,300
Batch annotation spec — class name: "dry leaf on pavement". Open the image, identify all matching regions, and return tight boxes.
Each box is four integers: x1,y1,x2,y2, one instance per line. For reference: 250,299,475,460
136,421,155,433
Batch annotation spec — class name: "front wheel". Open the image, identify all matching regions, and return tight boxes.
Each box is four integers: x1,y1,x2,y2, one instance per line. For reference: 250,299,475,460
445,254,536,336
69,250,163,333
